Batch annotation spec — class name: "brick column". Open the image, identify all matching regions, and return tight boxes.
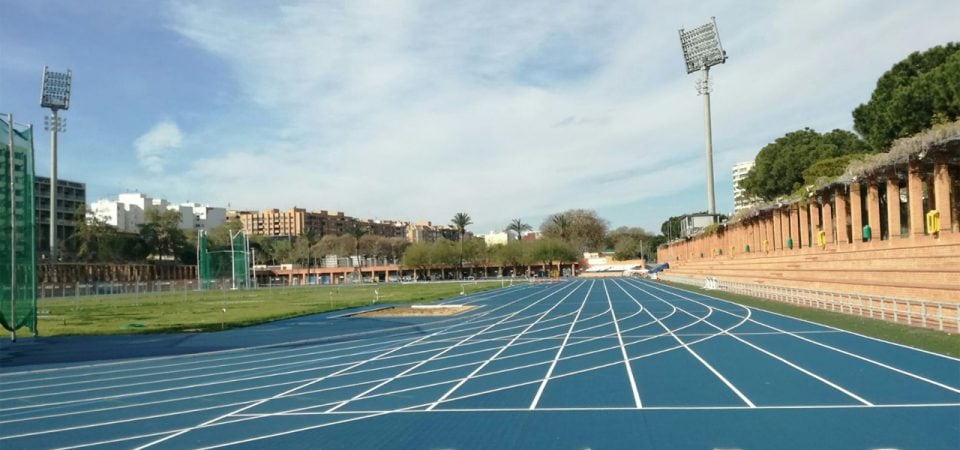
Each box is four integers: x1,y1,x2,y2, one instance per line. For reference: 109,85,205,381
772,209,782,251
782,208,792,249
907,159,925,237
754,220,761,252
934,156,953,233
766,211,780,251
799,202,810,248
850,181,864,243
787,206,797,249
886,170,902,239
835,186,849,244
867,178,881,241
822,197,834,245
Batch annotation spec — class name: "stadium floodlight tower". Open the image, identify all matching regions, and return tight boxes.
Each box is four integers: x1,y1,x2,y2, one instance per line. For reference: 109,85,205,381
40,66,72,261
679,17,727,215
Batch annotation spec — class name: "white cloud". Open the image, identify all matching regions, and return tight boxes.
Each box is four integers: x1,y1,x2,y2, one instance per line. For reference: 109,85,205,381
160,0,960,232
134,120,183,173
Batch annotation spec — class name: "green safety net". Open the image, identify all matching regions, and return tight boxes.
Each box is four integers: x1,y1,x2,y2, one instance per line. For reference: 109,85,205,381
198,230,249,290
0,117,37,334
231,230,249,288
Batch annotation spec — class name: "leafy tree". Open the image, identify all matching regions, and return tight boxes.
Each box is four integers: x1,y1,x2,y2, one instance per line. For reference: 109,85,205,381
402,243,432,279
529,238,578,274
491,242,525,277
138,209,188,263
318,234,353,257
606,226,651,260
802,153,868,186
739,128,870,201
384,237,410,264
505,218,532,241
248,235,274,265
540,213,570,241
464,238,489,276
271,239,293,264
564,209,609,253
206,219,243,248
645,234,667,261
660,214,686,241
70,210,124,262
451,212,473,279
346,223,368,274
853,42,960,150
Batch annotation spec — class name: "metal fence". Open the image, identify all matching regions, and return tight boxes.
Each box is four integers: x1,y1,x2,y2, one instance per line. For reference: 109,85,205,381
659,274,960,333
38,280,206,298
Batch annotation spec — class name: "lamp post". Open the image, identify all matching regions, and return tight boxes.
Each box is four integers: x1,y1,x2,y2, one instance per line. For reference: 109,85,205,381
40,67,72,261
679,18,727,215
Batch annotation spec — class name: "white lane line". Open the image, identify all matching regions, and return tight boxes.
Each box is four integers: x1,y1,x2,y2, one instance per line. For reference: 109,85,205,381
528,281,594,409
325,281,580,413
1,398,254,441
11,284,728,444
37,401,960,450
643,280,960,395
1,295,623,425
4,285,566,412
132,281,576,450
103,306,755,447
431,281,587,411
257,401,960,415
602,279,643,409
2,285,534,382
623,279,873,406
612,279,755,408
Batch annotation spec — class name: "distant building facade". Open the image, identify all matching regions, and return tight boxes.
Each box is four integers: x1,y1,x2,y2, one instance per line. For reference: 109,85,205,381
732,161,763,215
90,193,225,233
405,220,459,243
35,176,86,257
680,213,721,238
479,231,513,246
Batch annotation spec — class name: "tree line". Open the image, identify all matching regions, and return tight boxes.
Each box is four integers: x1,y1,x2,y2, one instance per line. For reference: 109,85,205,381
739,42,959,202
67,207,664,269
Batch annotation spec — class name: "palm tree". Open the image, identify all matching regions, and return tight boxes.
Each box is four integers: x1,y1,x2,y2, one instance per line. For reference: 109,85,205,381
506,218,532,241
451,212,473,279
347,223,368,282
550,213,569,241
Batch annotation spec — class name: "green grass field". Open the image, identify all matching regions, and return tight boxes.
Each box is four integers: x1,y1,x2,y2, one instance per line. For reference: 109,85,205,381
36,281,505,336
664,281,960,358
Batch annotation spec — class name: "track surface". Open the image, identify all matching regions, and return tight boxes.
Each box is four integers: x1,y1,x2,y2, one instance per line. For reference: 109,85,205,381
2,279,958,449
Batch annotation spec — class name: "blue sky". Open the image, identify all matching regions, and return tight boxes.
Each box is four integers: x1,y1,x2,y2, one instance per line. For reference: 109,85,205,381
1,0,957,235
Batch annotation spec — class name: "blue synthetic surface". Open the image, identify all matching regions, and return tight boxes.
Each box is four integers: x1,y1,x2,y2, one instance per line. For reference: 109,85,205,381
1,279,958,449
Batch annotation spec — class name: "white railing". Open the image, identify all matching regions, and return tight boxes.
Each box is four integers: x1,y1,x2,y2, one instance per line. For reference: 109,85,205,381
659,274,960,333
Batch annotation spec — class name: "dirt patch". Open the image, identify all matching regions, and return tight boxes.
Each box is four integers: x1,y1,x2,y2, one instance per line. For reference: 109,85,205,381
352,304,475,318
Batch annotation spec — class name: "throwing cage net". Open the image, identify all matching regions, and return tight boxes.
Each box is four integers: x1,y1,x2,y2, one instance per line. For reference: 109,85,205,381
198,229,250,290
0,115,37,337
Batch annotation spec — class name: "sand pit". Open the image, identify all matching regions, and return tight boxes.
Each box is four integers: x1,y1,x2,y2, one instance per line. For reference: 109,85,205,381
352,304,475,317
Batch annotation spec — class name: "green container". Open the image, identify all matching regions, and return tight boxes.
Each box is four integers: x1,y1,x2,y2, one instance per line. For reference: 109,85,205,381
786,237,794,249
745,244,750,253
862,225,872,242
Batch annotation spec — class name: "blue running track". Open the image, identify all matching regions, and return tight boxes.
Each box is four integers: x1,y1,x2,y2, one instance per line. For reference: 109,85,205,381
1,279,958,449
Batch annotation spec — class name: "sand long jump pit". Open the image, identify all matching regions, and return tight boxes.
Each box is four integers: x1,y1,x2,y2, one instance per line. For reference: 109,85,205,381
351,304,476,317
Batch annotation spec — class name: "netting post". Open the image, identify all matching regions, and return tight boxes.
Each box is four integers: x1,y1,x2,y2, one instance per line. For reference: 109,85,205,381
7,113,15,342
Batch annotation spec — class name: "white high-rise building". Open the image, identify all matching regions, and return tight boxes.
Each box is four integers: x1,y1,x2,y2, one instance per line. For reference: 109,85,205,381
90,193,226,232
732,161,762,215
479,231,514,246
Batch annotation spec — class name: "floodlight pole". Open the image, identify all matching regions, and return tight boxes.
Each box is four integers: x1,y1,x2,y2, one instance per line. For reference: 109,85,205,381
41,67,71,262
49,109,59,261
701,67,716,215
7,113,16,342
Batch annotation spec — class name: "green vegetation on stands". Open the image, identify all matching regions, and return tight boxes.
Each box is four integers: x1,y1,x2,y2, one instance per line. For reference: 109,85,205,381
664,281,960,358
36,282,504,337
